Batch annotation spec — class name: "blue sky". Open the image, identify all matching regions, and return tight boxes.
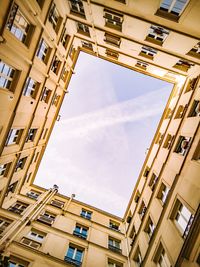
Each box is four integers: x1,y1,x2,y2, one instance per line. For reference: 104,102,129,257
35,52,173,217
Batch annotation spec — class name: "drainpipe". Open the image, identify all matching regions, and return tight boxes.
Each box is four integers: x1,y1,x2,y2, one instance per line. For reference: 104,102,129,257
123,219,131,267
63,193,76,214
0,185,58,251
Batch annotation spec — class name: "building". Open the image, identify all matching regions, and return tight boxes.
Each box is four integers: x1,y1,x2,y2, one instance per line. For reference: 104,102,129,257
0,0,199,266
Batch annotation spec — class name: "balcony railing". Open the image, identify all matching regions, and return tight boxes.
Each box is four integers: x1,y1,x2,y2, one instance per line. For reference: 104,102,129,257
64,256,82,267
37,216,54,225
108,244,122,254
73,230,87,239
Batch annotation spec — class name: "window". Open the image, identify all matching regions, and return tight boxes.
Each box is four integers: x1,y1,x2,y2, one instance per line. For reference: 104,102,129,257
109,220,120,231
134,191,141,204
77,22,90,36
163,134,174,149
138,201,147,220
139,46,157,59
174,136,191,155
60,28,70,49
173,60,194,72
106,49,119,59
133,246,142,267
165,108,172,119
187,42,200,59
149,173,158,191
0,60,16,91
143,167,150,177
144,217,155,241
50,199,64,208
37,212,56,225
6,128,23,145
104,33,121,47
21,229,46,248
185,77,198,93
157,183,170,205
155,132,164,145
48,3,61,32
0,162,11,177
50,56,61,75
26,128,37,142
69,46,76,60
188,100,200,117
0,217,12,234
146,25,169,45
80,209,92,220
73,224,88,239
23,78,39,98
8,202,28,214
8,255,30,267
192,140,200,162
41,87,51,103
129,224,136,242
61,66,69,82
51,94,60,107
108,237,122,254
175,105,187,119
64,245,84,266
153,243,172,267
156,0,189,21
69,0,85,17
21,237,41,249
104,10,123,31
81,41,93,51
170,199,193,235
26,191,40,199
15,157,27,171
6,3,32,45
36,39,51,64
6,181,18,195
135,61,148,70
108,259,123,267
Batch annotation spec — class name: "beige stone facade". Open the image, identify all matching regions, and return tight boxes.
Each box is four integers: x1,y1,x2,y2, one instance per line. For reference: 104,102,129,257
0,0,199,266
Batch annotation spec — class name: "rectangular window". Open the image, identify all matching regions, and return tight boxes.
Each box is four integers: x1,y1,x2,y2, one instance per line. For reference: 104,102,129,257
8,255,29,267
51,56,61,75
192,140,200,162
60,28,70,49
36,39,51,64
174,136,191,156
135,60,148,70
157,183,170,205
133,246,142,267
153,243,172,267
175,105,187,119
108,237,122,254
155,132,164,145
173,60,194,72
144,217,155,241
139,46,157,59
138,201,147,220
134,191,141,204
170,199,193,235
109,220,120,231
81,41,93,51
65,245,84,266
61,66,69,82
188,100,200,117
15,157,27,171
50,199,65,208
149,173,159,191
108,259,123,267
104,10,123,31
185,77,198,93
0,60,16,91
73,224,88,239
41,87,51,103
104,33,121,47
0,162,11,177
23,77,39,98
51,93,60,107
163,134,174,149
26,128,37,142
0,217,12,234
26,191,40,199
80,209,92,220
6,128,23,146
156,0,189,21
146,25,169,45
187,42,200,59
48,3,61,32
21,237,41,249
69,0,85,17
6,181,18,195
6,3,32,45
106,49,119,59
77,22,90,36
8,202,28,214
37,212,56,225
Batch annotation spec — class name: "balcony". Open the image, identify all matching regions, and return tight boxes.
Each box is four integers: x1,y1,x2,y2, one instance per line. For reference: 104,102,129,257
73,230,87,239
37,216,54,225
64,256,82,267
108,244,122,254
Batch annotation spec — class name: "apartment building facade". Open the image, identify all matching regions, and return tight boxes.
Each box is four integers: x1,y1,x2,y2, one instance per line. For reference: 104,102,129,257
0,0,199,266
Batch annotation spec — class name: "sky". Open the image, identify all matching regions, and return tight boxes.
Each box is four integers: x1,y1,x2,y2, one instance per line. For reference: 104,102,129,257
35,52,173,217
